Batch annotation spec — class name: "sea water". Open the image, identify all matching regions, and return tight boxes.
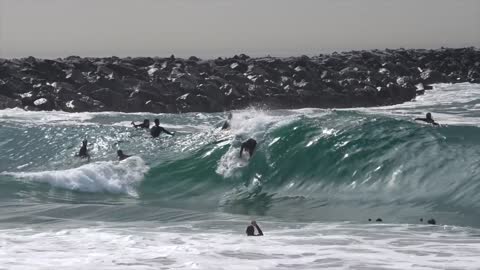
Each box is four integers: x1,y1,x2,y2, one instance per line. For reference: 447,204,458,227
1,83,480,269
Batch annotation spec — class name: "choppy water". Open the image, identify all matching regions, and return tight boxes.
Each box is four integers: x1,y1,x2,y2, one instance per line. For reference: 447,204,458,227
1,83,480,269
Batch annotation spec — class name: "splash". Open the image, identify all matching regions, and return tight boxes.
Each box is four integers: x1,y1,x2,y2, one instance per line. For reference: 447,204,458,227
4,156,148,196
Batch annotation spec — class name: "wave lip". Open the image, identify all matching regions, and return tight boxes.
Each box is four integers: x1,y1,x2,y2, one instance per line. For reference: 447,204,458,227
3,156,148,196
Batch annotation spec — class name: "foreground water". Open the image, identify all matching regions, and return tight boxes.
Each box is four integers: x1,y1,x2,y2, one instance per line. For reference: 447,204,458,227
1,83,480,269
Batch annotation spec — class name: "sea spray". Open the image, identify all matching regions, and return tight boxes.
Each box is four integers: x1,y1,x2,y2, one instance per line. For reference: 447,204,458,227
3,156,148,196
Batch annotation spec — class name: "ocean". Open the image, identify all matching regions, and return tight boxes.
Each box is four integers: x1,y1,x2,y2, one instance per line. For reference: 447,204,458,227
1,83,480,269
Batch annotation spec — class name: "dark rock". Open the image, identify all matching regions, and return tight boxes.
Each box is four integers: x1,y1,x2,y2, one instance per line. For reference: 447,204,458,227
224,73,250,85
175,75,197,91
0,95,22,109
229,61,248,73
62,96,104,112
176,93,220,112
188,56,200,62
420,69,446,84
78,83,102,94
0,48,478,112
238,54,250,61
0,78,32,97
90,88,126,110
128,57,155,67
66,69,88,84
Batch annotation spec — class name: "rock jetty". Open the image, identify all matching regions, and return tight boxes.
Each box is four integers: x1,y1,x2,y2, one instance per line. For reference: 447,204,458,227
1,48,479,113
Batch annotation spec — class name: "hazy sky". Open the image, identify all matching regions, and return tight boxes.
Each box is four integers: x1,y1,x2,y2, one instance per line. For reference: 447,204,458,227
0,0,479,58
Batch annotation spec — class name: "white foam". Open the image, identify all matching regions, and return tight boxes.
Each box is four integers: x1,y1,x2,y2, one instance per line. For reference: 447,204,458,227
228,109,292,137
0,222,479,270
216,146,249,177
3,156,148,196
356,83,480,126
215,109,306,177
0,108,94,125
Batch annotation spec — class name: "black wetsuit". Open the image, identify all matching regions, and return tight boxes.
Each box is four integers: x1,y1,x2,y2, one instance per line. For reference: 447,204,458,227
240,139,257,158
118,153,130,161
246,224,264,236
78,144,90,161
150,125,173,138
221,121,230,130
134,123,149,129
415,118,439,126
79,145,88,158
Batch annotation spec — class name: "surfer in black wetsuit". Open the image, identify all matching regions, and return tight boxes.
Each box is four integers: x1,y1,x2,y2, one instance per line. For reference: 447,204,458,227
131,119,150,129
415,113,439,126
150,119,174,138
117,150,131,161
221,112,233,130
240,138,257,158
78,139,90,161
246,220,264,236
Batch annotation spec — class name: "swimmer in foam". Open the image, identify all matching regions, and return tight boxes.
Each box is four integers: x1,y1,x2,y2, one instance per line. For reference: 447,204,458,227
415,113,439,126
77,139,90,161
131,119,150,129
150,119,174,138
117,150,131,161
221,112,233,130
240,138,257,158
246,220,263,236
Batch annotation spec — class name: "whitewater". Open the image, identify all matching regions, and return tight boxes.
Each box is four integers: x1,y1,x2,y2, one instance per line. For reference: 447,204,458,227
1,83,480,269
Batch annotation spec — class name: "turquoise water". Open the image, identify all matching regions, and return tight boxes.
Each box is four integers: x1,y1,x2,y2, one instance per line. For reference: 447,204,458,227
1,83,480,269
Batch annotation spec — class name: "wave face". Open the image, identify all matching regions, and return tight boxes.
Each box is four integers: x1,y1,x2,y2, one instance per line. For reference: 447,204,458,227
1,83,480,227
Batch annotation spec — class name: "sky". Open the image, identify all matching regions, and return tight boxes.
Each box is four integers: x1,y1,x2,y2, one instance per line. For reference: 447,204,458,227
0,0,479,59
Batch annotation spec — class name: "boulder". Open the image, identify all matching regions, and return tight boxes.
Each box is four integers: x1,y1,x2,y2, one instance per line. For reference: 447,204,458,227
90,88,126,110
0,95,22,109
60,96,105,112
65,69,88,84
176,93,220,112
420,69,446,84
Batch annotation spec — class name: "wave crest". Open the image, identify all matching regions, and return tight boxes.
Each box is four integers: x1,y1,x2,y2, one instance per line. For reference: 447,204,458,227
4,156,148,196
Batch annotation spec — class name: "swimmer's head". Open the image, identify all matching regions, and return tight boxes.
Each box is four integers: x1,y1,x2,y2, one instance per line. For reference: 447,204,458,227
426,113,432,120
117,150,123,156
82,139,87,146
227,112,233,120
154,119,160,126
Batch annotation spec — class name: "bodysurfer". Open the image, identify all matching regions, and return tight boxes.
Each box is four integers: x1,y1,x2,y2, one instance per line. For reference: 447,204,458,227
221,112,233,130
415,113,439,126
117,150,131,161
77,139,90,161
246,220,263,236
150,119,174,138
240,138,257,158
131,119,150,129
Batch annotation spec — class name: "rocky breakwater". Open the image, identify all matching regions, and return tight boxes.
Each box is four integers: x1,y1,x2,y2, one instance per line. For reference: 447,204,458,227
1,48,479,113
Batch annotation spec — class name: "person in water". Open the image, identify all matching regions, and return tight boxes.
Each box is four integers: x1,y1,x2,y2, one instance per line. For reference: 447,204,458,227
246,220,264,236
131,119,150,129
117,150,131,161
150,118,174,138
415,113,439,126
221,112,233,130
240,138,257,158
78,139,90,161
